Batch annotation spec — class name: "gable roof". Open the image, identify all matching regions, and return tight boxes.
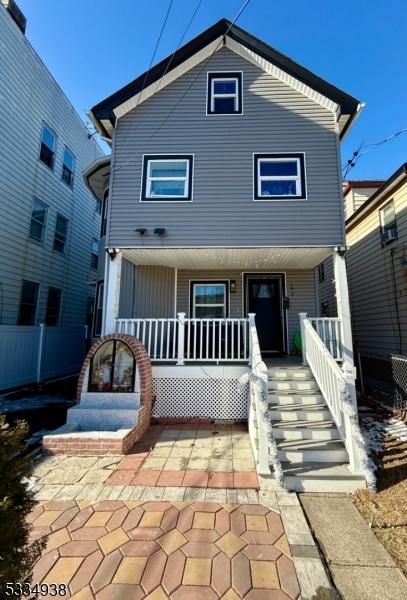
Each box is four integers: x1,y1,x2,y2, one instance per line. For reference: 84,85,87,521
90,18,361,139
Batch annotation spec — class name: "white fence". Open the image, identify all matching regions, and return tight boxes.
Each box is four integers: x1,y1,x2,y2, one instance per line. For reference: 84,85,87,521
116,315,250,363
0,324,87,391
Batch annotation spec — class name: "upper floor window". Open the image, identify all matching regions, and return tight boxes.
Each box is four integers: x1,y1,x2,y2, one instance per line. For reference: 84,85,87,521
191,281,228,318
141,155,193,201
318,263,325,283
62,147,75,187
29,198,48,242
254,153,306,200
40,123,57,169
380,201,398,245
45,287,62,326
18,280,39,325
91,238,99,269
207,72,242,115
53,214,69,253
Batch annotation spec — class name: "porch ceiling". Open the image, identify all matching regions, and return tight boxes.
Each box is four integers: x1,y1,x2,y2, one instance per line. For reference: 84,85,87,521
121,247,333,270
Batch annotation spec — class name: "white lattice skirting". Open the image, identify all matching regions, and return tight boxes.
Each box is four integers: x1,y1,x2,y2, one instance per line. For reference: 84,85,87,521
151,366,249,420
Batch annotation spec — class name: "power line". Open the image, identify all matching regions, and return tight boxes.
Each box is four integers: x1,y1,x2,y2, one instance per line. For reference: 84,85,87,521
342,126,407,179
112,0,252,175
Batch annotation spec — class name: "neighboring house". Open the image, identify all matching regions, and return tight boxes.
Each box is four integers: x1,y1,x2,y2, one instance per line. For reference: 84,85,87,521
0,1,104,389
317,168,407,388
82,19,370,490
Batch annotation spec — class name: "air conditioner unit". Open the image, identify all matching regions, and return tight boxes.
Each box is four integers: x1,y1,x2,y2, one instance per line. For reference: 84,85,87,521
382,229,397,243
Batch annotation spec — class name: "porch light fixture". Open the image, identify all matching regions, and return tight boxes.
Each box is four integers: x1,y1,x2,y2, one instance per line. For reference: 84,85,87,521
107,248,119,260
154,228,166,236
135,227,147,235
230,280,236,293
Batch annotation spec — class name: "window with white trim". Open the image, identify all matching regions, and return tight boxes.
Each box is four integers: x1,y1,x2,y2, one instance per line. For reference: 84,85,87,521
39,123,57,169
62,147,75,187
191,282,228,318
380,201,397,245
207,72,242,115
29,198,48,242
91,238,99,269
254,153,306,199
141,155,193,201
53,214,69,254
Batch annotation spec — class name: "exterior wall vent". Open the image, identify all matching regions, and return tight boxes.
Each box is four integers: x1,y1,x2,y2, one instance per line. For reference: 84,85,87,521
1,0,26,34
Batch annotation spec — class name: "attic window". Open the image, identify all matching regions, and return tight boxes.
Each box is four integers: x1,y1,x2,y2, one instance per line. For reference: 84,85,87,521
207,72,242,115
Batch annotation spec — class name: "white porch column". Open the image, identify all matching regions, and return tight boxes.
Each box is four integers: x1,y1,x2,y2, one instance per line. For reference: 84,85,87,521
298,312,308,366
103,250,122,335
333,250,355,375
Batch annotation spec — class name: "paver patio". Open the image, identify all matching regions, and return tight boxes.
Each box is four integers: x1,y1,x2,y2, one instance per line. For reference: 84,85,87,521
29,499,300,599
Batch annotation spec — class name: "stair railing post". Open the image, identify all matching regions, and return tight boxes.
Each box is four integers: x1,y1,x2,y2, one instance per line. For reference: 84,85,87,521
299,312,308,366
176,312,186,366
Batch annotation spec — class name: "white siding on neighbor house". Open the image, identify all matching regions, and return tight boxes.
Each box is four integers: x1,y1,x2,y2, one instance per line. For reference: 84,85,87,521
0,6,103,326
108,47,344,249
346,180,407,358
344,188,379,220
176,268,317,350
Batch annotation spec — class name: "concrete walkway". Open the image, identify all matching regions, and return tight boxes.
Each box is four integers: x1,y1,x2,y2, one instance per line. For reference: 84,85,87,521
300,494,407,600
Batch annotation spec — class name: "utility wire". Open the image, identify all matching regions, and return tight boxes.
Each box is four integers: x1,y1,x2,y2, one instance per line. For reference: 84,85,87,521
112,0,252,175
342,126,407,179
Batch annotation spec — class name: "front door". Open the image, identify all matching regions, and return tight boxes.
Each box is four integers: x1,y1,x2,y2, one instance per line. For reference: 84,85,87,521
247,276,284,355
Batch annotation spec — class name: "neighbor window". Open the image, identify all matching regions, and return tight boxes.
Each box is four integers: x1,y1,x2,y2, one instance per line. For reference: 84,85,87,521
39,123,57,169
91,238,99,269
53,214,69,253
254,153,306,200
61,147,75,187
380,201,397,244
29,198,48,242
191,282,228,318
141,155,193,201
45,287,62,326
207,72,242,115
18,280,39,325
318,263,325,283
88,339,136,393
93,281,104,337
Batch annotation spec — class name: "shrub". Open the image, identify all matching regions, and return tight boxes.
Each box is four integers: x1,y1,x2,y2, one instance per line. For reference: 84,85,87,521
0,416,45,588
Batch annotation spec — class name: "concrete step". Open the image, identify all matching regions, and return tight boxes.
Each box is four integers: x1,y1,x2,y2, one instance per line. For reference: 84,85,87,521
268,380,319,392
268,393,324,406
279,462,366,492
276,439,348,463
67,407,139,431
272,420,340,441
269,404,331,422
268,368,313,381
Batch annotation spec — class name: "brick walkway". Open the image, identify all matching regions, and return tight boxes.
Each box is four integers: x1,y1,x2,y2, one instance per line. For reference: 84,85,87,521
29,499,300,599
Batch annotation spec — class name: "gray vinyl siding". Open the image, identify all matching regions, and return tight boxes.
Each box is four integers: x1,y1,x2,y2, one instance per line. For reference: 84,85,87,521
119,263,175,318
109,47,343,248
315,258,337,316
0,6,103,326
346,181,407,358
176,268,316,351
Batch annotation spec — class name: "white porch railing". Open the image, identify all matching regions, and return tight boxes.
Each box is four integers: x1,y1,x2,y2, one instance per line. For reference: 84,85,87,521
116,314,250,363
301,316,365,474
310,317,342,361
247,313,283,483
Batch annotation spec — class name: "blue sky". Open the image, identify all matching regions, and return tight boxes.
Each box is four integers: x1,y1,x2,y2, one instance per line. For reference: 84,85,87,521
18,0,407,180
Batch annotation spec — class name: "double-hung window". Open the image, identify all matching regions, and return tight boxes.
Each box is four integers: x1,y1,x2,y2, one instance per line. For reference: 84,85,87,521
380,201,397,244
141,155,193,201
207,72,242,115
318,263,325,283
40,123,57,169
91,238,99,269
254,153,306,200
29,198,48,242
62,147,75,187
191,282,228,318
45,287,62,326
18,280,39,325
53,214,69,253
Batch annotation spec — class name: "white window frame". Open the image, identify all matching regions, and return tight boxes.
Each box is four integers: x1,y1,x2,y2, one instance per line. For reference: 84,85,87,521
29,197,48,243
192,282,227,318
141,154,194,202
206,72,243,116
211,77,238,112
253,153,307,201
379,200,398,243
39,122,57,170
62,146,76,188
53,214,69,254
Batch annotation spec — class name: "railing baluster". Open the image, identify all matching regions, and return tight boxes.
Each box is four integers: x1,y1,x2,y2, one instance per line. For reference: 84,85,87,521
206,319,209,360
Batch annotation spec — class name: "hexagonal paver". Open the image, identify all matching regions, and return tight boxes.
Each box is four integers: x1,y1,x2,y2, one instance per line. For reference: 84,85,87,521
157,529,188,554
113,556,148,584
